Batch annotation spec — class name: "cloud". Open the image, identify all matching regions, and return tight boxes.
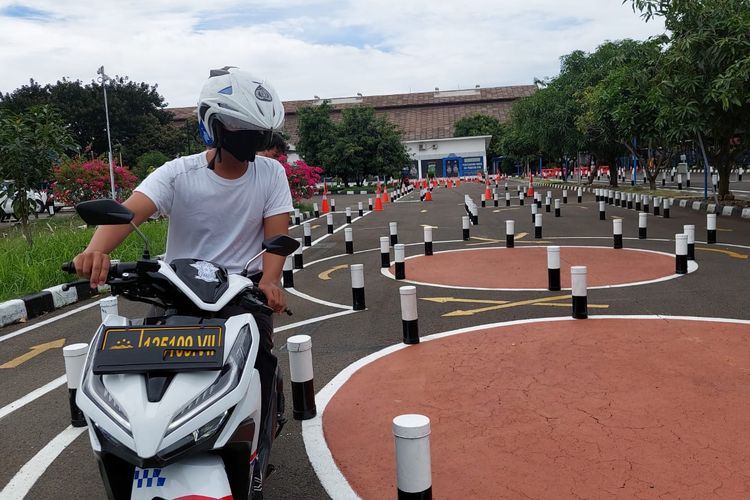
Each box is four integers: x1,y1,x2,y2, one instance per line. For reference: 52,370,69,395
0,0,665,106
0,4,54,21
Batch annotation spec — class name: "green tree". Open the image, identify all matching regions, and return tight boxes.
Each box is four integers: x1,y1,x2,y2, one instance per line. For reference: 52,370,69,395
295,101,336,167
0,105,77,245
630,0,750,198
134,150,170,180
454,114,505,161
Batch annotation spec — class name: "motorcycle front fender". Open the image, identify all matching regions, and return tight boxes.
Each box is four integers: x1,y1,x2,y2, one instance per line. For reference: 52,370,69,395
130,454,231,500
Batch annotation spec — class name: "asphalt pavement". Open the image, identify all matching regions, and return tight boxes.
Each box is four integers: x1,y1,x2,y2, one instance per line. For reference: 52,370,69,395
1,181,749,499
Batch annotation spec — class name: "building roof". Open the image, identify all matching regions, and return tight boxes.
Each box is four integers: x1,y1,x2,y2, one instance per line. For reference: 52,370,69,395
167,84,536,144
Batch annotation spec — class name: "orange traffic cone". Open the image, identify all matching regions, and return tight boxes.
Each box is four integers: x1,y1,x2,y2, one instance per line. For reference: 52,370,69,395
424,189,433,202
457,178,461,187
383,188,390,203
321,181,331,213
484,178,492,201
374,192,384,211
528,173,535,197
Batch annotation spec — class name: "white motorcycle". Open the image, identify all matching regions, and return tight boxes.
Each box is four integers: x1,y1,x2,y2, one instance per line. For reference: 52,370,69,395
63,199,299,500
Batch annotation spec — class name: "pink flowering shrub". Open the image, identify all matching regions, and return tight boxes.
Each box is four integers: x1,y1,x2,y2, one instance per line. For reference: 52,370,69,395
52,157,138,205
278,155,323,203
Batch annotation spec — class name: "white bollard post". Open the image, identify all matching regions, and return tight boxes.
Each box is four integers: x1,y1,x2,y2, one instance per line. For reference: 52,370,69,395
99,296,118,322
346,207,352,224
506,220,515,248
358,201,364,217
577,187,582,203
350,264,365,310
368,198,373,211
613,218,623,249
293,237,304,269
643,195,649,214
684,224,695,260
599,201,606,221
390,221,398,246
394,244,406,280
63,343,89,427
294,208,301,225
707,214,717,244
399,286,419,344
313,202,320,217
663,198,670,218
283,255,294,288
547,246,561,291
535,213,543,239
303,222,312,247
462,215,470,241
380,236,391,268
554,199,561,217
675,234,688,274
327,213,334,234
287,335,316,420
571,266,588,319
519,192,525,206
393,415,432,499
639,212,648,239
531,202,537,224
424,226,433,256
330,198,336,212
563,189,568,204
505,192,511,206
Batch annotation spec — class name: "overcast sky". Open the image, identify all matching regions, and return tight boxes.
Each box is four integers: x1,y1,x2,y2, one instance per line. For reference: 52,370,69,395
0,0,665,108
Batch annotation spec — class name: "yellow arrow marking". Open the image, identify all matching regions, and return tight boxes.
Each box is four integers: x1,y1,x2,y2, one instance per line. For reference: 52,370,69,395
420,209,427,213
695,248,748,260
317,264,349,280
716,228,733,232
422,297,510,305
311,225,320,230
516,232,528,240
492,208,520,213
443,295,571,317
579,206,589,210
0,339,66,369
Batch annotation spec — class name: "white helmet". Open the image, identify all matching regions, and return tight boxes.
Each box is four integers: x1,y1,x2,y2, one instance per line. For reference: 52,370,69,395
197,67,284,146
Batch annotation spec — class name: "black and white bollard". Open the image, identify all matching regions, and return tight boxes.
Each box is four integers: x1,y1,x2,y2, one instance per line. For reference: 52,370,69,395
506,220,515,248
346,207,352,224
394,244,406,280
547,246,561,291
330,198,336,212
358,201,364,217
545,197,551,213
571,266,588,319
293,237,304,269
577,187,582,203
99,296,118,321
686,171,691,187
303,222,312,247
639,212,648,239
350,264,366,310
531,203,537,224
294,208,301,226
519,192,525,206
390,222,398,246
563,189,568,204
399,286,419,344
368,198,373,211
283,255,294,288
535,193,542,209
663,198,670,219
505,192,511,207
653,197,660,216
554,199,561,217
535,213,543,239
642,195,649,214
470,203,479,225
614,192,620,207
63,343,89,427
493,193,499,207
608,190,614,205
380,236,391,268
314,202,320,218
424,226,433,256
481,194,486,208
675,233,688,274
327,213,334,234
627,193,633,210
345,227,354,254
462,216,470,241
636,195,641,211
613,218,623,249
393,414,432,500
677,173,683,190
684,224,695,260
287,335,316,420
599,201,606,221
707,214,717,244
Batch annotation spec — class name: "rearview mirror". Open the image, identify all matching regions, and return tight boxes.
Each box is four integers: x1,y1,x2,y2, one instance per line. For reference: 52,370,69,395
76,199,134,226
262,235,300,257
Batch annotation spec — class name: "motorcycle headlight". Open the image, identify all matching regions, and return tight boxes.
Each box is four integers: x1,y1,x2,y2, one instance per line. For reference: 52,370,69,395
81,329,131,435
167,325,251,434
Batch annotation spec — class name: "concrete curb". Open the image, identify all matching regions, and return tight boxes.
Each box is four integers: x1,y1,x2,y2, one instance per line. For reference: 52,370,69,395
531,181,749,220
0,282,102,328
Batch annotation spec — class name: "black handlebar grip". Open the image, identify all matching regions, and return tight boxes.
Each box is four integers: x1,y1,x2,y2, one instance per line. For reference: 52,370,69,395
62,279,89,292
61,262,77,274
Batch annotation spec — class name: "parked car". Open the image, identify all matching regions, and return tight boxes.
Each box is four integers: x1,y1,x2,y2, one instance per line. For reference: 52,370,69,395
0,180,55,221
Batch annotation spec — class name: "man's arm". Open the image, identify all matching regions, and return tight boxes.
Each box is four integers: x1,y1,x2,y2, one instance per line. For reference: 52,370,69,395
73,192,158,288
257,212,289,313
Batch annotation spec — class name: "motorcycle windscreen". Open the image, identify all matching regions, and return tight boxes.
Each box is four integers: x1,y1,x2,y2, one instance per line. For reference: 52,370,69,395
130,454,233,500
93,325,225,374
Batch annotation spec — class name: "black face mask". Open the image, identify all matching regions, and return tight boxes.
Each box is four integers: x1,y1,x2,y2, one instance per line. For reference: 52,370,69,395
219,129,271,163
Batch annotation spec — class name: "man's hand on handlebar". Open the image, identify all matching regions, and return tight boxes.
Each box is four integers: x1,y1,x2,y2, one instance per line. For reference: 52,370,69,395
257,280,286,314
72,251,111,289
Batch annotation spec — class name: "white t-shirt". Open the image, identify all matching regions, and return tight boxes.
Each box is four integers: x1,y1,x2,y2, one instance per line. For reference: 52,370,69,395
135,151,293,274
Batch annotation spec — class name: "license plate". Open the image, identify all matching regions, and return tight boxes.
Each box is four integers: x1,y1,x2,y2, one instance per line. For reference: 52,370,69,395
93,326,225,374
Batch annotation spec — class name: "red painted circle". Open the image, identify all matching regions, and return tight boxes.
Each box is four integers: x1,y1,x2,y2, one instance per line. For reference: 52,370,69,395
324,318,750,498
392,247,676,288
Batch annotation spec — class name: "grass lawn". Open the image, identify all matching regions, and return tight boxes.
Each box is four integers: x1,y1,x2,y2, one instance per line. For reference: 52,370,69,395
0,215,167,302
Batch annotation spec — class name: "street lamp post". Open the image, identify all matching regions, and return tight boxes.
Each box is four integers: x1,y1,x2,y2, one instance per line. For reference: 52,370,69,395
97,66,117,199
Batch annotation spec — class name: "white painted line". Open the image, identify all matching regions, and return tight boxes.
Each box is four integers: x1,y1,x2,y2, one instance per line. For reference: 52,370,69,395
276,309,357,333
0,425,87,499
0,301,99,343
308,212,372,248
0,375,66,422
379,245,698,291
286,288,352,310
303,315,750,499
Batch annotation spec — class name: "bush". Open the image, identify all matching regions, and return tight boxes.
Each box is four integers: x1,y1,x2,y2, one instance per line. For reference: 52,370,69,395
278,155,323,203
52,157,138,205
135,151,170,180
